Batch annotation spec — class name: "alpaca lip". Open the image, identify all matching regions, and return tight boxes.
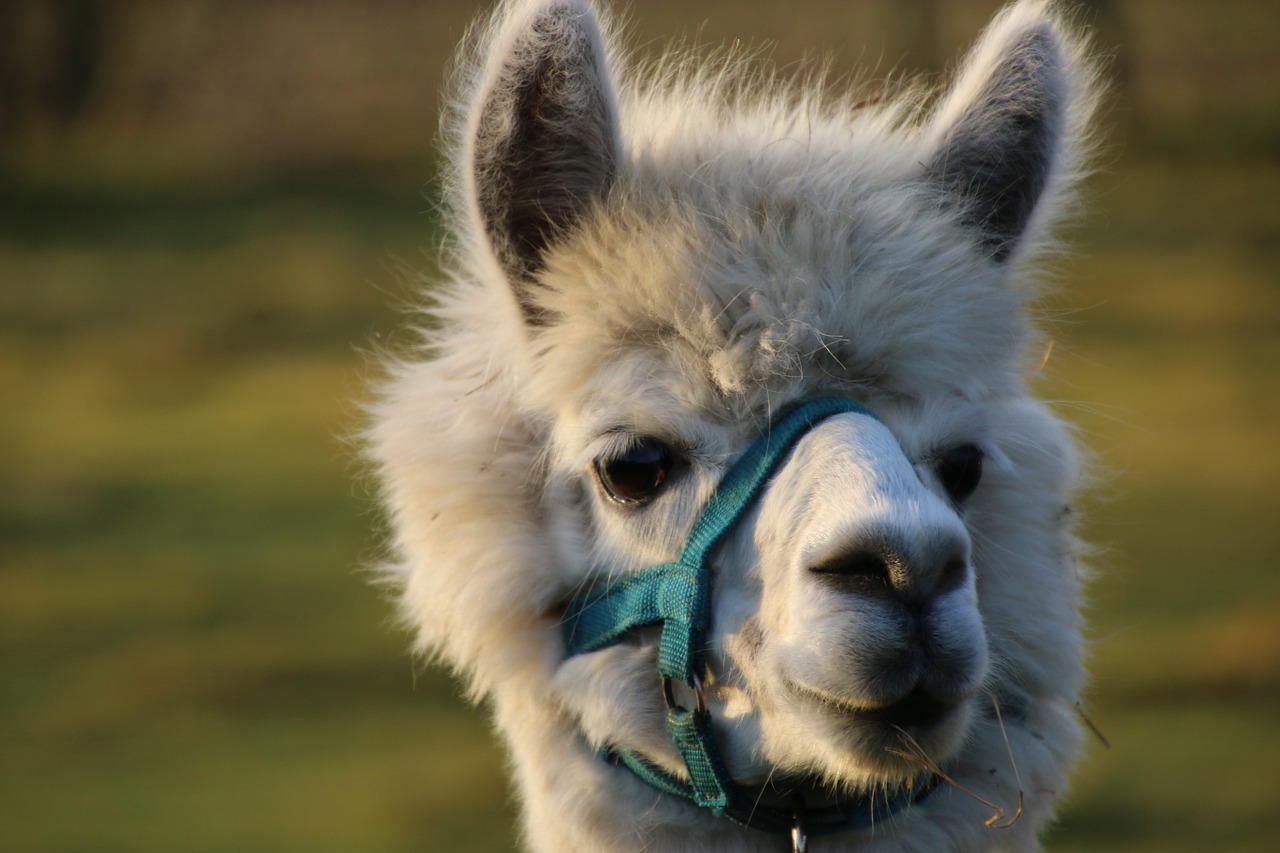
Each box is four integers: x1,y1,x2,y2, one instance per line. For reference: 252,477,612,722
791,682,959,730
855,688,957,729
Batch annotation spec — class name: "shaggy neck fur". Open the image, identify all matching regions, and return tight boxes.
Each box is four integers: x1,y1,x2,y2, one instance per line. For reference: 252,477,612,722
367,1,1102,850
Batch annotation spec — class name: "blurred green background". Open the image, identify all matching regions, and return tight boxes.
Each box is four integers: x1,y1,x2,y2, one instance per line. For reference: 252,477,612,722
2,1,1277,850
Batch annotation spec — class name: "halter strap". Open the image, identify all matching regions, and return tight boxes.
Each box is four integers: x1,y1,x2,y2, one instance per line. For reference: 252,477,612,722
564,397,879,681
561,398,935,838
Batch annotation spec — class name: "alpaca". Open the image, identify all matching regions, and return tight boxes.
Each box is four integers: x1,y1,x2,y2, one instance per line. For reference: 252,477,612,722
367,1,1102,850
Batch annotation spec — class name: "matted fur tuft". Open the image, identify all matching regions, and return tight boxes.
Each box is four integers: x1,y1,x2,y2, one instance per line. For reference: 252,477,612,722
367,1,1104,850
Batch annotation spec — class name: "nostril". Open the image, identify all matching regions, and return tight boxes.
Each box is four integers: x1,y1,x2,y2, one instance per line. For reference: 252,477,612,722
809,549,896,600
936,555,969,595
809,542,968,603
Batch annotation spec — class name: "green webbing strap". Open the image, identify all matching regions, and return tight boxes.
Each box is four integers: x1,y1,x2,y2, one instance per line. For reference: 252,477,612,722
563,560,705,684
563,397,880,678
612,717,795,835
675,397,880,569
562,398,934,837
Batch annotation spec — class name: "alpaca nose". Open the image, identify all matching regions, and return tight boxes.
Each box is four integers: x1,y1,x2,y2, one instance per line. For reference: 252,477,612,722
808,529,970,607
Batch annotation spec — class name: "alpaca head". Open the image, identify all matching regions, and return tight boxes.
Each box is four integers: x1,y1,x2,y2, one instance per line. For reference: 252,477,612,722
370,0,1101,848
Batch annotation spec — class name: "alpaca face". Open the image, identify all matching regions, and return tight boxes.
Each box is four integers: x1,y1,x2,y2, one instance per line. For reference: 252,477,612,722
370,0,1101,847
555,394,993,787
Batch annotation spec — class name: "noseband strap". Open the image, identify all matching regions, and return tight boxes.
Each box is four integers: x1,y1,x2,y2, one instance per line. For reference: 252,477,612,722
562,398,936,839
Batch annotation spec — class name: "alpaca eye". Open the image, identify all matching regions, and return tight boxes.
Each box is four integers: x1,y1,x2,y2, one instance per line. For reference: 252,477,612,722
936,444,984,504
595,439,677,504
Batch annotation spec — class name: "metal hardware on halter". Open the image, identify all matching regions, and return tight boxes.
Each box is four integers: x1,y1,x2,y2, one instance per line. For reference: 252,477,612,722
790,796,809,853
662,673,708,717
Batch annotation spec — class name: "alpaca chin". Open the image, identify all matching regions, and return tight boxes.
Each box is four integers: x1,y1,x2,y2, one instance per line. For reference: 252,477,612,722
724,651,985,788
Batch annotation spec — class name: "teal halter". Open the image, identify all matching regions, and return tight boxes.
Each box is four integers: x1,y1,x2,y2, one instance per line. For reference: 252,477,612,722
562,398,937,844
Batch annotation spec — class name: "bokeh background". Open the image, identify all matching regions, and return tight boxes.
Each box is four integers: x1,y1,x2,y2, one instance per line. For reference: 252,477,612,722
3,1,1277,850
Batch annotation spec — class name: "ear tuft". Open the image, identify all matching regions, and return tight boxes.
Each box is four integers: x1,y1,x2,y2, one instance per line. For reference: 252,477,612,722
926,2,1093,263
467,0,620,322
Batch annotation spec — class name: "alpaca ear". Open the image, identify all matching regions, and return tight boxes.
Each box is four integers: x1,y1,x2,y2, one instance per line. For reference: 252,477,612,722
924,4,1077,263
467,0,620,321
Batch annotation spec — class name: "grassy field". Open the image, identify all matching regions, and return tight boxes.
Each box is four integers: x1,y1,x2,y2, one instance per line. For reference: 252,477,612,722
3,152,1276,851
3,2,1279,842
1033,157,1280,852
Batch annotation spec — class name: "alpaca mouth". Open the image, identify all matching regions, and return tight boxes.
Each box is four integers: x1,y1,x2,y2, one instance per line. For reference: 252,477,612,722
855,688,957,730
792,682,960,731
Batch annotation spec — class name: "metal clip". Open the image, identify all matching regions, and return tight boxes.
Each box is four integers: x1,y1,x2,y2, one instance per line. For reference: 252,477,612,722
790,797,809,853
661,672,708,717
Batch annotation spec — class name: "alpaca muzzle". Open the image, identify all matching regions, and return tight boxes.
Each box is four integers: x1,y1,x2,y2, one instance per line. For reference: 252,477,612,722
561,397,939,848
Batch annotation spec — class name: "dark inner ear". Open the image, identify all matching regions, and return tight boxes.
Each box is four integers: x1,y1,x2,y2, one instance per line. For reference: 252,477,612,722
473,8,618,321
931,28,1062,263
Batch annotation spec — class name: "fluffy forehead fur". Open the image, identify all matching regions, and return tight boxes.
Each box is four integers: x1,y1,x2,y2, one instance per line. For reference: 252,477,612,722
368,1,1103,850
435,0,1097,422
532,171,1020,418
